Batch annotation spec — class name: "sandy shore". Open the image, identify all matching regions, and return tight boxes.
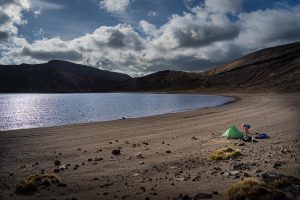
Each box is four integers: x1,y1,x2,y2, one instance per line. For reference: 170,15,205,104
0,93,299,200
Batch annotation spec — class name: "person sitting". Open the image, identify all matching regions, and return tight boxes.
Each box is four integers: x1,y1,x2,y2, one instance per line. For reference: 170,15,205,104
242,123,251,134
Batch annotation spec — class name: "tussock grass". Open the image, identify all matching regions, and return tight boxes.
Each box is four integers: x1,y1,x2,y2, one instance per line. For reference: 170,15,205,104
269,177,292,189
208,147,241,160
228,178,263,200
16,174,60,194
228,178,287,200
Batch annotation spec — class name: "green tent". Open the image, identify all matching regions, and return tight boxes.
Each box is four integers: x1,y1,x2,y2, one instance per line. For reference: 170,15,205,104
222,126,243,139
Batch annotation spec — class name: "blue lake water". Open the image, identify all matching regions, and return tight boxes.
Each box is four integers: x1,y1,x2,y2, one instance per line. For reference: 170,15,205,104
0,93,234,131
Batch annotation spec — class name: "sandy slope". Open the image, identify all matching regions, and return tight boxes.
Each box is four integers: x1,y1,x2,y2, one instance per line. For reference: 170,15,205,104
0,93,299,200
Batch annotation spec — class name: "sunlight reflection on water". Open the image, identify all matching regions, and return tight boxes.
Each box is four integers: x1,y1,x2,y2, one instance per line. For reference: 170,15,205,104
0,93,233,131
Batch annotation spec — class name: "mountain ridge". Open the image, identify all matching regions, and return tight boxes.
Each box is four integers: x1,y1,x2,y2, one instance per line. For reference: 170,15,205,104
0,41,299,93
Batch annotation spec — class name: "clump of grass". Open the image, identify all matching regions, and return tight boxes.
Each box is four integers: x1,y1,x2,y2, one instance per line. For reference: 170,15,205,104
228,178,263,200
208,147,241,161
228,178,287,200
269,177,292,189
16,174,60,194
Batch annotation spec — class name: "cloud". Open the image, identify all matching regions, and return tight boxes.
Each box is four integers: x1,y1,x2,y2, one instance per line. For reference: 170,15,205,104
1,0,300,77
0,31,9,41
139,20,157,36
30,0,64,10
91,25,144,50
236,6,300,49
21,46,82,61
147,11,157,17
99,0,130,13
33,8,41,17
0,0,30,41
205,0,242,14
150,7,240,50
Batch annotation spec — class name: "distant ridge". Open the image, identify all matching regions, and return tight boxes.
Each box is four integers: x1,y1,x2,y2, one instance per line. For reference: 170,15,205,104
0,60,131,92
0,41,299,93
127,41,300,92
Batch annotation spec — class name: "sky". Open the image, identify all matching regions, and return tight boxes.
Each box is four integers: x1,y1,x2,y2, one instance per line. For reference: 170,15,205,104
0,0,300,76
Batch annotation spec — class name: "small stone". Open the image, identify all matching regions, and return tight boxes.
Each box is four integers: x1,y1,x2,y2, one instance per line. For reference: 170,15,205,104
273,162,282,169
112,149,121,155
88,158,93,162
223,172,230,177
54,160,61,166
230,171,240,176
165,150,171,154
140,186,146,192
135,152,144,159
212,191,218,195
191,136,198,140
139,161,145,165
53,168,60,173
57,183,67,187
193,192,213,199
181,194,191,200
94,157,103,161
243,172,250,177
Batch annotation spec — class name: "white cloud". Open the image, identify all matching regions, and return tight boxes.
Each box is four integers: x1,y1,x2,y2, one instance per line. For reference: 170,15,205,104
33,8,41,17
139,20,157,36
99,0,130,13
0,0,30,42
147,11,157,17
150,7,239,50
236,6,300,49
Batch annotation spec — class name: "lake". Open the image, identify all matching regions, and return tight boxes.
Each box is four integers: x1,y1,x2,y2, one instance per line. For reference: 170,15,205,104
0,93,233,131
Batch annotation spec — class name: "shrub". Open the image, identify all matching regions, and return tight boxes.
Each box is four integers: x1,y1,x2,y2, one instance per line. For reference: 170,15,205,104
16,174,60,194
228,178,288,200
208,147,241,160
269,177,292,189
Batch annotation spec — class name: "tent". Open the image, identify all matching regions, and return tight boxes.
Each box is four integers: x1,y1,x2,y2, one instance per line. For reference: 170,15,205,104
222,126,243,139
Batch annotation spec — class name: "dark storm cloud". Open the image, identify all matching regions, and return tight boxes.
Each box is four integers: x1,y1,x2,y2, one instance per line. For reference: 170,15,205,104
173,24,239,48
0,11,9,25
0,0,18,6
93,25,144,50
21,46,83,61
0,31,9,41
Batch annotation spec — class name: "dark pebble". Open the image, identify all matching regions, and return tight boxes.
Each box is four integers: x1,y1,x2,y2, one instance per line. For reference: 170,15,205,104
54,160,61,166
112,149,121,155
57,183,67,187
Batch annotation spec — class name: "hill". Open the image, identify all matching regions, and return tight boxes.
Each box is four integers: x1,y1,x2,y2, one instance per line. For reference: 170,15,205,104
0,41,299,93
127,41,300,92
0,60,131,93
